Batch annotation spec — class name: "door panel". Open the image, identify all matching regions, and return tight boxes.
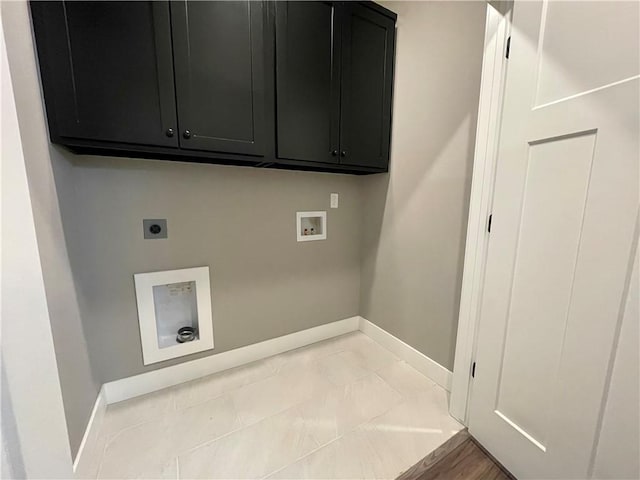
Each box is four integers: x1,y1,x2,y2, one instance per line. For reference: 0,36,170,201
275,1,340,164
171,1,266,156
30,1,178,147
534,1,639,107
469,1,639,478
339,4,394,168
495,131,596,448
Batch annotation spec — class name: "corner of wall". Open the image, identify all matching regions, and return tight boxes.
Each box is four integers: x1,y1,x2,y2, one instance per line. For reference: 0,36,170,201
1,0,100,457
357,0,487,370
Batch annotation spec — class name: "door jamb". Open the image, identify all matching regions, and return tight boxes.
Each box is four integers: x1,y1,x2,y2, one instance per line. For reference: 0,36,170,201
449,0,513,424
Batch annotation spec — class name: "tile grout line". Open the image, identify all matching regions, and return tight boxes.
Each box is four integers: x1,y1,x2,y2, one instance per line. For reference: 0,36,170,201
261,428,348,480
175,369,403,474
261,374,412,479
95,333,414,479
170,366,351,458
94,440,108,480
260,366,447,479
165,336,378,462
96,333,364,466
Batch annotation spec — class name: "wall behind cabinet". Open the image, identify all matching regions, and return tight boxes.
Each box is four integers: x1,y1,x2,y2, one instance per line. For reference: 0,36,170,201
359,1,486,370
63,156,362,383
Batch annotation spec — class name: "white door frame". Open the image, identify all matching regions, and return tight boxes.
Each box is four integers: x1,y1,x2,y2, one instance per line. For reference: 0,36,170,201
449,0,512,424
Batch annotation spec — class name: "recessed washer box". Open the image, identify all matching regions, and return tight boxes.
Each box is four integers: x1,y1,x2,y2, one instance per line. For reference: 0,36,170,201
296,211,327,242
134,266,213,365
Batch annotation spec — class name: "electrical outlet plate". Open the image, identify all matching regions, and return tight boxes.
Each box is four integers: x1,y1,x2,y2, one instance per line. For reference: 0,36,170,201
143,219,168,239
330,193,339,208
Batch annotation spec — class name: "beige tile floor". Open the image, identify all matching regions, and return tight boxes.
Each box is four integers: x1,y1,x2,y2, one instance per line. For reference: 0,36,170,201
78,332,463,480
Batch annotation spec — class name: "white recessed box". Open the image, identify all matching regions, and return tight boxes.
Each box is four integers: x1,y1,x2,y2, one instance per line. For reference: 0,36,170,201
134,266,214,365
297,211,327,241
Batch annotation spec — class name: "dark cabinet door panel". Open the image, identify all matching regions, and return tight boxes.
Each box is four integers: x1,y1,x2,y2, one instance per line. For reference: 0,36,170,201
31,0,395,173
30,1,178,148
339,4,395,168
275,1,341,164
171,1,267,156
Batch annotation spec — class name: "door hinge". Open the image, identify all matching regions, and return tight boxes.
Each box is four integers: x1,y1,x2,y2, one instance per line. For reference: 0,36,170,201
471,361,476,378
487,214,493,233
506,36,511,59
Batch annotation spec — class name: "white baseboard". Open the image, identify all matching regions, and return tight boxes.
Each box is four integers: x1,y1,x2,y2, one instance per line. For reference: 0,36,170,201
103,316,360,404
73,386,106,473
358,317,453,391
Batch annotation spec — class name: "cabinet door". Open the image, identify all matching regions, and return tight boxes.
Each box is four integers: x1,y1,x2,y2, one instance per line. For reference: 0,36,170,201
339,3,395,169
30,1,178,148
171,1,267,156
275,1,341,164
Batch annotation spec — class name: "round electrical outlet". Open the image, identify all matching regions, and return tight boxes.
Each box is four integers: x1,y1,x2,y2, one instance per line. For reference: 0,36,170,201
143,219,167,239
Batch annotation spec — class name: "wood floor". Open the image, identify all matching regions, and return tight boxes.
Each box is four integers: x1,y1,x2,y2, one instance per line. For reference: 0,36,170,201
397,430,515,480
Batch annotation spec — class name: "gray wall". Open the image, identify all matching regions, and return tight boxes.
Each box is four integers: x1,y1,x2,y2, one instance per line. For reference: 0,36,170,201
1,1,99,458
360,1,486,370
62,156,362,383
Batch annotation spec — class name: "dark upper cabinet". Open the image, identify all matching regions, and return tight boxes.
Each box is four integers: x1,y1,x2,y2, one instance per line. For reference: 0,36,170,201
275,1,341,164
30,1,178,148
339,3,395,169
30,1,395,174
170,1,269,157
274,2,396,171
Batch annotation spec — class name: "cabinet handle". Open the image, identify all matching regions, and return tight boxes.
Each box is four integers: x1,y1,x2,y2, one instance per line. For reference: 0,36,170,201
165,128,174,138
340,151,346,157
331,150,338,156
183,130,191,139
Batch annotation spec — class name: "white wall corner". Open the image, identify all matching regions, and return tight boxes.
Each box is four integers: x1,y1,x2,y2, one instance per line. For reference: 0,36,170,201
1,14,73,477
73,386,107,475
357,317,453,392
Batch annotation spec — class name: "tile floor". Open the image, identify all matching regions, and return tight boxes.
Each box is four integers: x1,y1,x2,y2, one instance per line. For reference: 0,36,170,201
78,332,463,480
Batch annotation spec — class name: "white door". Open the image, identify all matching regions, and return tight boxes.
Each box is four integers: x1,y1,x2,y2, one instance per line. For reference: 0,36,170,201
468,1,639,478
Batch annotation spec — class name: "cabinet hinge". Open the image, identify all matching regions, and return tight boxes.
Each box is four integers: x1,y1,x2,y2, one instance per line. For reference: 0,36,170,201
506,36,511,59
471,361,476,378
487,214,493,233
